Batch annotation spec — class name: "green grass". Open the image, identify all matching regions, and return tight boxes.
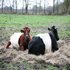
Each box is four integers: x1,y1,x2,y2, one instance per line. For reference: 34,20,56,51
0,14,70,28
0,61,68,70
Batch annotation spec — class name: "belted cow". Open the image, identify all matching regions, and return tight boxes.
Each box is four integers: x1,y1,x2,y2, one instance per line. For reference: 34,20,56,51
28,26,59,55
6,27,32,51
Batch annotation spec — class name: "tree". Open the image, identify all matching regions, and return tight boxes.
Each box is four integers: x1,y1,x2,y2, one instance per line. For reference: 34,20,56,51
64,0,70,13
32,5,37,14
35,0,37,14
13,0,14,13
9,0,12,13
39,0,41,14
25,0,29,14
22,0,24,14
2,0,4,13
14,0,17,13
57,0,58,14
63,0,70,13
53,0,55,14
44,0,45,14
15,0,17,13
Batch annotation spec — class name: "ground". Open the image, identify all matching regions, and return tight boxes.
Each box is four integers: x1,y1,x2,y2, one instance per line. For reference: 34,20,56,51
0,26,70,70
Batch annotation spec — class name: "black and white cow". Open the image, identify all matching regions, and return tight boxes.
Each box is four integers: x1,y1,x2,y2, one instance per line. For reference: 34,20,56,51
28,26,59,55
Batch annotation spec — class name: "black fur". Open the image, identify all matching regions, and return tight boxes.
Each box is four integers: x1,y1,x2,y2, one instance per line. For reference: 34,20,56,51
48,31,58,52
28,26,59,55
28,36,45,55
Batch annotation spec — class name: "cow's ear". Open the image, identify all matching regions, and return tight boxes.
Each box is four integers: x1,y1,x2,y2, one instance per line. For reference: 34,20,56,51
20,30,24,33
48,28,50,31
52,26,55,29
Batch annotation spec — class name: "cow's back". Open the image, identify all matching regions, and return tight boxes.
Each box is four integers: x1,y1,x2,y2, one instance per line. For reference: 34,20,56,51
10,32,23,49
36,33,52,53
28,36,45,55
28,33,52,55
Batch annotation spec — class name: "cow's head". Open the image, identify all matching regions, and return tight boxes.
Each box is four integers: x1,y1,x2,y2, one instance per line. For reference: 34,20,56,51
48,26,59,41
20,27,31,39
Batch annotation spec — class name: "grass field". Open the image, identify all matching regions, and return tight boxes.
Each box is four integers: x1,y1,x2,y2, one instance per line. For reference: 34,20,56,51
0,14,70,70
0,14,70,40
0,14,70,27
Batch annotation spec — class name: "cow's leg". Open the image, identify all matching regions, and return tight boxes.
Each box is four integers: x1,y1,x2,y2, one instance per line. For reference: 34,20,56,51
19,43,24,51
19,44,24,51
20,46,24,51
6,41,11,48
9,45,13,49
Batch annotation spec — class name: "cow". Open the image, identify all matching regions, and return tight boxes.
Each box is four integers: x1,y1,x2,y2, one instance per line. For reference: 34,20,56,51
6,27,32,51
28,26,59,55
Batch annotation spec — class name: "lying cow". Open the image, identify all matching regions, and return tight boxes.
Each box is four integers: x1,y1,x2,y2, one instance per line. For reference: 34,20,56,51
6,27,32,51
28,26,59,55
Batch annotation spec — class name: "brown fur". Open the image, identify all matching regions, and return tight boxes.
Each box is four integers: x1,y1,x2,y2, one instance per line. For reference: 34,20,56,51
18,33,31,51
6,27,32,51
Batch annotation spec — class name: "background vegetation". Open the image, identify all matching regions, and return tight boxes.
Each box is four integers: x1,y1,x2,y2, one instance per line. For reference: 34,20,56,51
0,0,70,15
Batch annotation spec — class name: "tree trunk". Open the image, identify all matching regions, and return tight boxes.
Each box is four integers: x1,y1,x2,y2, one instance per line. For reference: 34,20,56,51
11,7,12,13
44,0,45,14
36,0,37,14
53,0,55,14
66,0,68,13
9,0,12,13
25,5,28,14
25,0,29,14
13,0,14,13
22,0,24,14
16,0,17,13
39,0,41,14
57,0,58,14
2,0,4,13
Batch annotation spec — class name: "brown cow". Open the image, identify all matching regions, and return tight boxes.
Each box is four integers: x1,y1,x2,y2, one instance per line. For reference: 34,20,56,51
6,27,32,51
